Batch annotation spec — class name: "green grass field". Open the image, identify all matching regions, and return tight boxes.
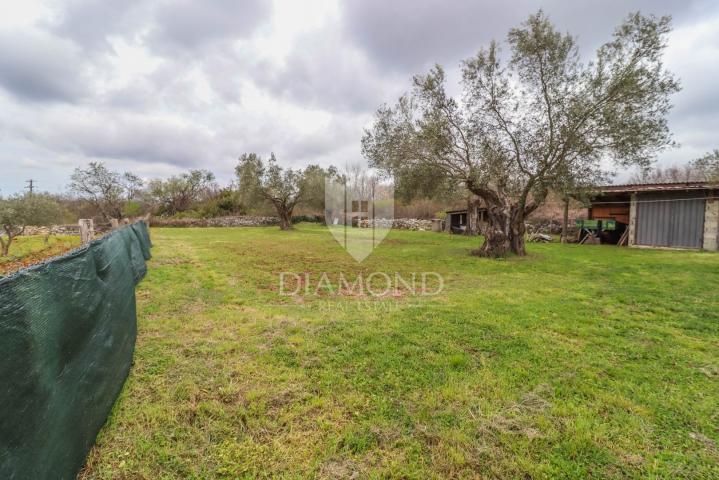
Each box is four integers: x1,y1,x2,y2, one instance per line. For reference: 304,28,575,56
80,225,719,479
0,235,80,276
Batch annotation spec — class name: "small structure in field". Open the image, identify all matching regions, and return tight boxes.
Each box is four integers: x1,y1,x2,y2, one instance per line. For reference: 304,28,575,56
584,182,719,250
444,208,488,234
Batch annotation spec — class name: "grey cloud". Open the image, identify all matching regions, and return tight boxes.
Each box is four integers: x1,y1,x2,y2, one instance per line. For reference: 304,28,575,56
101,61,225,111
49,0,269,57
342,0,716,72
283,118,363,163
102,81,158,110
147,0,270,53
20,113,217,168
251,30,399,113
49,0,148,51
200,52,244,103
667,114,719,152
342,0,519,71
0,30,88,101
666,37,719,120
1,0,718,194
341,0,719,170
673,85,719,121
74,123,214,168
216,112,364,170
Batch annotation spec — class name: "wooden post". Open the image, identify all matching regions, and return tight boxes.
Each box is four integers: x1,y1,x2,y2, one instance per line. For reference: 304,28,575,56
78,219,94,244
110,218,119,229
561,196,569,243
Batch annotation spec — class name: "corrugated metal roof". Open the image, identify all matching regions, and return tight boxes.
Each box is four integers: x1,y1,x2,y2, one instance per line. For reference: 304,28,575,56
593,181,719,193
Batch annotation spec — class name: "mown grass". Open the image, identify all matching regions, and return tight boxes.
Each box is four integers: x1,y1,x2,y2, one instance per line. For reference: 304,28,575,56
0,235,81,276
81,224,719,479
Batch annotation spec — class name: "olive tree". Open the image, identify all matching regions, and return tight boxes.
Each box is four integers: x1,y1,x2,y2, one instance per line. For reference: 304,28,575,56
236,153,333,230
363,11,679,257
148,170,216,216
69,162,143,220
0,194,65,256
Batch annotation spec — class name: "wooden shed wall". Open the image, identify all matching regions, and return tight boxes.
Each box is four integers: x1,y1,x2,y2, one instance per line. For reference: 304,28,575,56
589,205,630,224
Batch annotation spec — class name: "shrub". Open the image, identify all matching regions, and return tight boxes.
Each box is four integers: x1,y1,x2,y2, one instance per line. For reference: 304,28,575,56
292,214,324,224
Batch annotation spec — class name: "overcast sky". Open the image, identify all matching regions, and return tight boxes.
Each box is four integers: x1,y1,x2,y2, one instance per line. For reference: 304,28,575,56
1,0,718,194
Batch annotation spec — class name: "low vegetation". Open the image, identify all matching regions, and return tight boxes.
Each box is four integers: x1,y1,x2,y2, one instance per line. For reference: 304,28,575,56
0,194,69,256
80,225,719,479
0,235,80,276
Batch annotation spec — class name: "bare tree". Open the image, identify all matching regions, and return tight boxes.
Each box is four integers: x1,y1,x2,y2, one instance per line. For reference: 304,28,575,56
363,11,679,257
346,163,376,201
691,149,719,181
629,163,701,183
69,162,143,220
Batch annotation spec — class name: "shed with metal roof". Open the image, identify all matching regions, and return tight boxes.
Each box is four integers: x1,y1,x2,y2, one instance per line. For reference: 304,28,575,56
584,182,719,250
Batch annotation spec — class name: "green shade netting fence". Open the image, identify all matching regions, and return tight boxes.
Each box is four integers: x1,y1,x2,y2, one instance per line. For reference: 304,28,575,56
0,221,152,480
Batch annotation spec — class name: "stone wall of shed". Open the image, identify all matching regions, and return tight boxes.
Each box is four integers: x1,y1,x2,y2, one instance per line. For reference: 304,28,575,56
628,194,637,247
703,196,719,251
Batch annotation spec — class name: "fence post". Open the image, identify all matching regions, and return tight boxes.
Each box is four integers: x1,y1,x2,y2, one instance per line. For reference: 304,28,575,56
79,219,94,244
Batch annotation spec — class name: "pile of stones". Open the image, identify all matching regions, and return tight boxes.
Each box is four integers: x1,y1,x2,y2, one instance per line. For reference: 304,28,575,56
22,225,81,236
358,218,434,231
526,219,566,235
149,216,280,228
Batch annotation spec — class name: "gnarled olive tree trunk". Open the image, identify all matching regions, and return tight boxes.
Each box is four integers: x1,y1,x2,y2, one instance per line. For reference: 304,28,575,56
561,196,570,243
474,202,527,257
0,225,23,257
468,183,531,258
0,237,10,257
278,209,293,230
465,196,481,236
266,197,296,231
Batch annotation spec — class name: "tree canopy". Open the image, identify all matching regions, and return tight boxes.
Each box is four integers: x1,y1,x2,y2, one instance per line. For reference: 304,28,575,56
148,170,216,216
0,194,66,256
691,149,719,181
236,153,334,230
363,11,679,257
69,162,143,220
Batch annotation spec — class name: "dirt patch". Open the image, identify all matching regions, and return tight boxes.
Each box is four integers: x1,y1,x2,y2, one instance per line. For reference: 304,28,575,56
380,238,410,245
0,240,80,277
482,386,553,439
319,459,361,479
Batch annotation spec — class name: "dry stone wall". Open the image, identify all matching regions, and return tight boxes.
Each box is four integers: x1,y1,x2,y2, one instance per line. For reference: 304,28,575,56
149,215,280,228
359,218,434,231
22,225,81,236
